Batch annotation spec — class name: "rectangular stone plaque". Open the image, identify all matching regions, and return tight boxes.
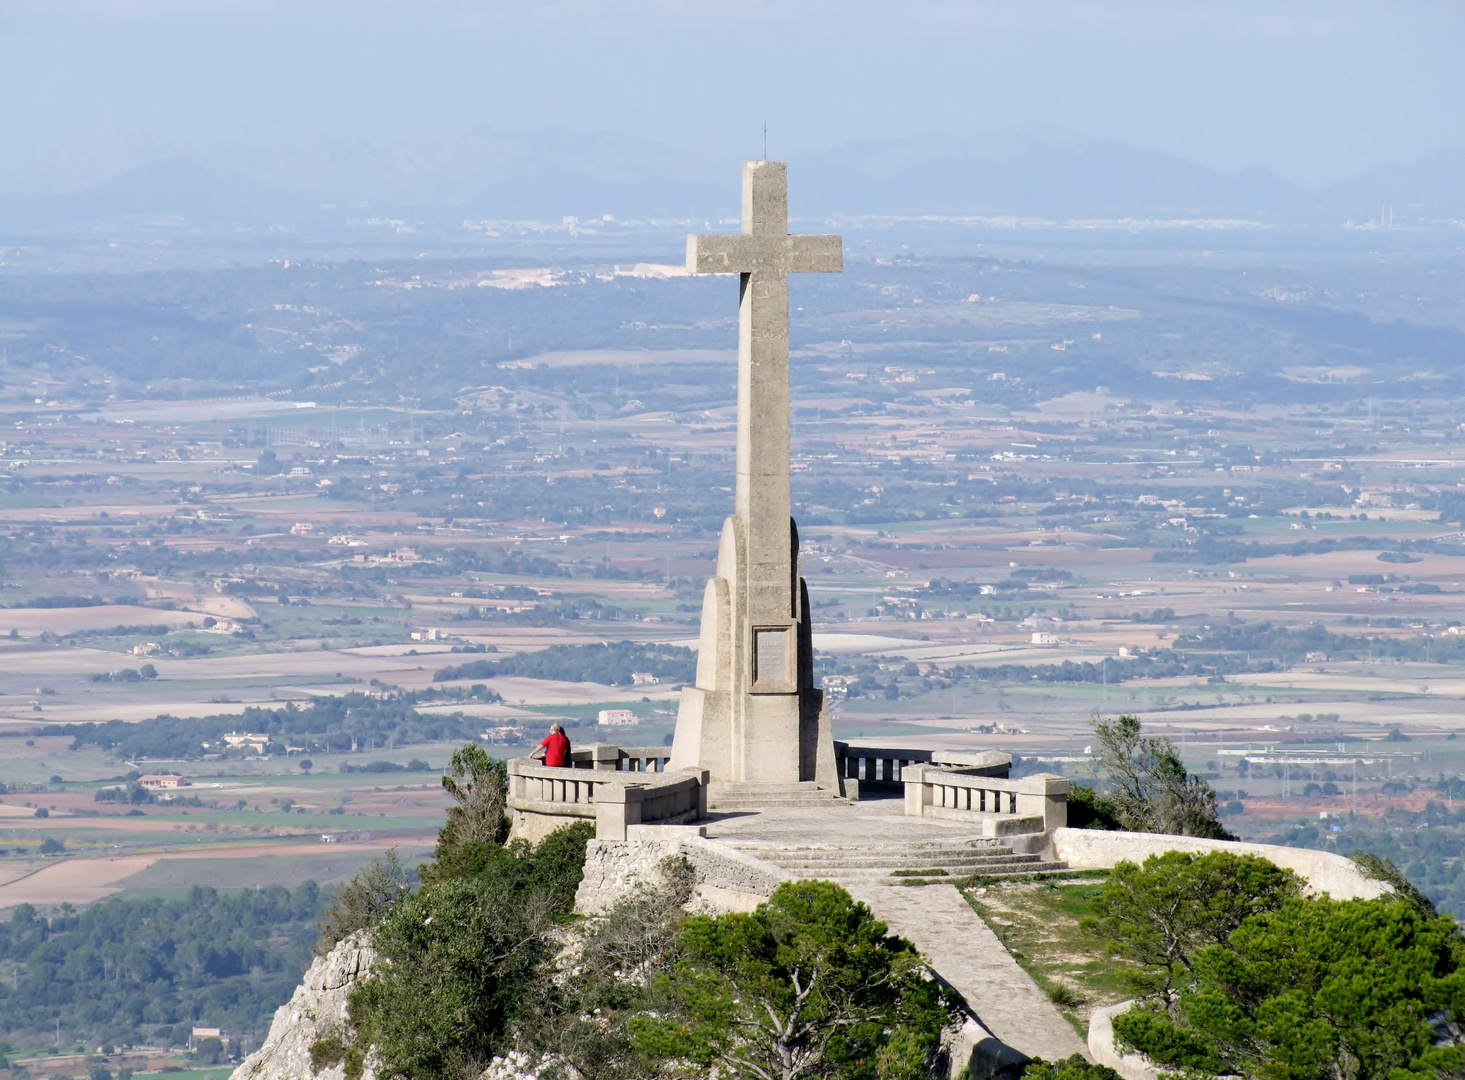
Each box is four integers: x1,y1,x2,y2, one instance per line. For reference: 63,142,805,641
753,628,788,685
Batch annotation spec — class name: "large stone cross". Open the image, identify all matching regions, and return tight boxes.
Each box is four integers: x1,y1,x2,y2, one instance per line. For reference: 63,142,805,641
688,161,841,680
672,162,845,791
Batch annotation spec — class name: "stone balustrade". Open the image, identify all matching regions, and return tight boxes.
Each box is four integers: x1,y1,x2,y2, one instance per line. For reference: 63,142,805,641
510,759,607,819
592,769,707,841
834,744,931,794
507,752,706,843
903,765,1069,836
566,744,672,773
834,743,1013,798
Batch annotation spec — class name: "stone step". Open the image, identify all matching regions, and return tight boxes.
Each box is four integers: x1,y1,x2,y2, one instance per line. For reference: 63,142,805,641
721,837,1070,883
734,836,1003,854
706,782,843,811
781,860,1071,883
762,853,1050,871
736,843,1022,859
725,839,1009,861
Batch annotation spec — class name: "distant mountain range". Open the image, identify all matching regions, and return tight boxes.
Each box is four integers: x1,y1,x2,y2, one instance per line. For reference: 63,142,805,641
1,127,1460,236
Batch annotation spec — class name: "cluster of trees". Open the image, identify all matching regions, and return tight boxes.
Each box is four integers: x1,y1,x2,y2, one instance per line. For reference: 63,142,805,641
1094,850,1465,1080
339,759,432,774
1175,619,1465,665
434,641,696,687
89,665,158,683
1153,533,1461,567
824,619,1465,697
0,884,326,1053
42,693,480,760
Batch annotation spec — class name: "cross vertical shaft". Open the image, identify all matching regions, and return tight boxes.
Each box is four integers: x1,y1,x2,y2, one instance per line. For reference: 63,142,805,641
687,162,841,672
738,170,793,642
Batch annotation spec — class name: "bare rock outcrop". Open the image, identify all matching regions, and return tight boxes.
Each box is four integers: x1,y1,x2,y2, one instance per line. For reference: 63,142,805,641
575,834,785,915
230,933,376,1080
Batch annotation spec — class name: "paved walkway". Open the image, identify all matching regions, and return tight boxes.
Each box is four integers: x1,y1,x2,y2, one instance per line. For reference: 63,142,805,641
844,881,1090,1064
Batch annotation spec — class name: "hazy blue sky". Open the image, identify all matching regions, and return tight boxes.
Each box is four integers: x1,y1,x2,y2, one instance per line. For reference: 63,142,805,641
2,0,1461,194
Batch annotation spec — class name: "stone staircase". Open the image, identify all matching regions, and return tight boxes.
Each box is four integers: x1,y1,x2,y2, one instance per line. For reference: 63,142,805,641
706,781,843,812
723,835,1069,884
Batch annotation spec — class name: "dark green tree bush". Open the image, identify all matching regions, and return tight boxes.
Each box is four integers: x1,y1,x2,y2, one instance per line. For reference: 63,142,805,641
1086,850,1302,997
338,821,593,1080
428,743,510,880
1095,850,1465,1080
1065,784,1122,830
1020,1055,1124,1080
631,880,961,1080
1117,897,1465,1080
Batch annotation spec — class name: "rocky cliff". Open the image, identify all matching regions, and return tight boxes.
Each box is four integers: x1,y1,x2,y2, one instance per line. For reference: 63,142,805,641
230,934,376,1080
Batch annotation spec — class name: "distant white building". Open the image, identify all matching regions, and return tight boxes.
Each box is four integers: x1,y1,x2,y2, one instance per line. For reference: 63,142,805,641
1031,632,1059,645
223,732,271,754
597,709,637,726
630,671,659,686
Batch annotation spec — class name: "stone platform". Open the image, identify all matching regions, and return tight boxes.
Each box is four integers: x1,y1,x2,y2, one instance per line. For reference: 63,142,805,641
704,789,1033,845
706,794,1067,884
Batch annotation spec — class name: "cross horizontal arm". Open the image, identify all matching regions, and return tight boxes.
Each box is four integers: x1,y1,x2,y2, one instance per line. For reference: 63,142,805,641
687,233,843,275
785,234,842,274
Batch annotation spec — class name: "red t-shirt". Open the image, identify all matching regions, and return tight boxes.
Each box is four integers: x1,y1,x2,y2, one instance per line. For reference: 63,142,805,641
538,732,571,767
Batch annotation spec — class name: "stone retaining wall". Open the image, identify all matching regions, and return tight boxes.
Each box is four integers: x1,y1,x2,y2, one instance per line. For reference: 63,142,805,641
1086,1001,1159,1080
1048,827,1389,900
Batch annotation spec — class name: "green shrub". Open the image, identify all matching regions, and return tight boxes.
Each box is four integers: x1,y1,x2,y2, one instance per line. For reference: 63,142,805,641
315,849,410,954
1066,784,1121,830
347,823,593,1080
1111,1006,1222,1073
1021,1054,1123,1080
1177,896,1465,1080
631,880,961,1080
1084,849,1300,997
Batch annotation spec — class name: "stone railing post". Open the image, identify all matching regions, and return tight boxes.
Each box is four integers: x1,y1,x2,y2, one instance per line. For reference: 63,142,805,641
585,743,623,771
903,763,933,817
695,768,709,818
1015,774,1070,830
508,758,528,801
594,782,645,841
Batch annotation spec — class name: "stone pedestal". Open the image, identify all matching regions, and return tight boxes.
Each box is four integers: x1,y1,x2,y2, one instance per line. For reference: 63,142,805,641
671,515,840,790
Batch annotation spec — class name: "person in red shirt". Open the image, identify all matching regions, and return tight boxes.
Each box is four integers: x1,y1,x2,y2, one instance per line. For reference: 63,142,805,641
533,723,571,768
